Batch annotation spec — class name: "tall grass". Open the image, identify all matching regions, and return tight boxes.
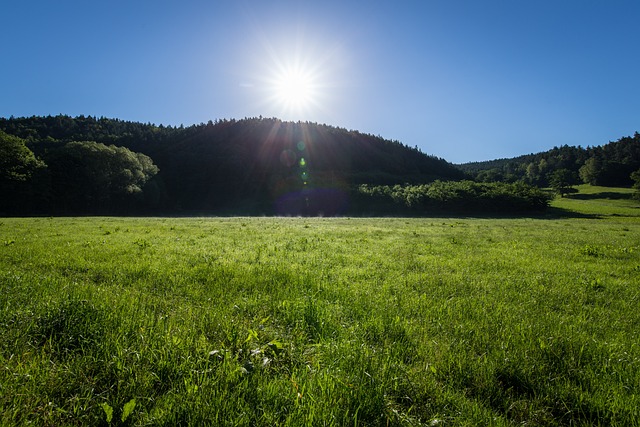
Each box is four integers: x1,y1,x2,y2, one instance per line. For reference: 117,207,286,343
1,188,639,425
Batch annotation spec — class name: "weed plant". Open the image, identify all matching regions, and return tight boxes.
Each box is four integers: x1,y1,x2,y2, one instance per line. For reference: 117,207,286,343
1,188,639,425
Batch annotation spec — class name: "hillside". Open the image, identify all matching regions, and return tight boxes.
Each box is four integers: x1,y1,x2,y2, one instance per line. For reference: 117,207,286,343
0,115,466,215
457,134,640,187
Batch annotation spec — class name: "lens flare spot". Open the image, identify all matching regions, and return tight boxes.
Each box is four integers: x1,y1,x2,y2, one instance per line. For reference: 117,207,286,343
280,149,297,167
299,158,306,167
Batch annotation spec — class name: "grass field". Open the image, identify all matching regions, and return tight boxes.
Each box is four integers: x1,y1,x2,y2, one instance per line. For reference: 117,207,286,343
1,186,639,426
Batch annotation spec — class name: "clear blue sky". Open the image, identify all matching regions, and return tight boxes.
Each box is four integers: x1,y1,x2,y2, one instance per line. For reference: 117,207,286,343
2,1,640,163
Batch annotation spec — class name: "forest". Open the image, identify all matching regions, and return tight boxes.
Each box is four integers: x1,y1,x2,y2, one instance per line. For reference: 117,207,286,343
1,115,639,216
458,133,640,189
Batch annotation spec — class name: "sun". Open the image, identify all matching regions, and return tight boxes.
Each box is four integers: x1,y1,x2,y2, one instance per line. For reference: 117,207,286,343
274,68,314,108
271,65,319,114
242,34,347,121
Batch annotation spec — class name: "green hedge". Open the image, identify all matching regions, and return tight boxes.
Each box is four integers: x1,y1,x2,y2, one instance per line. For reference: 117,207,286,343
354,181,551,215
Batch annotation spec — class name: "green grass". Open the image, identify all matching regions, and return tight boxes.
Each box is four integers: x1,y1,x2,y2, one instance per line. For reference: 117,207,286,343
551,184,640,217
1,186,640,426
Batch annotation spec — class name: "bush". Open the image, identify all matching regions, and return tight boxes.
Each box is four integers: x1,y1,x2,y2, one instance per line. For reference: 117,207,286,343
355,181,551,215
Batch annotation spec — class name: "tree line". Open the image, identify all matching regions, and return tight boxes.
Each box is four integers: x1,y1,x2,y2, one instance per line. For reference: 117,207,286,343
1,115,472,216
1,131,158,215
354,181,551,215
8,115,636,215
458,134,640,190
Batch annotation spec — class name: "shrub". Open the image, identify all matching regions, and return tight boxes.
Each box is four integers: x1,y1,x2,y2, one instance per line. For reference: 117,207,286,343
355,181,551,215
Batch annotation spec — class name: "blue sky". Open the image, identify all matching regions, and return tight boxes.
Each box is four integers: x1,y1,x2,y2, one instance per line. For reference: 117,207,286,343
2,1,640,163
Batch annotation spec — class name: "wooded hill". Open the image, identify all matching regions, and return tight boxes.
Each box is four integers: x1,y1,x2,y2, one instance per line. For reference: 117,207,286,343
7,115,638,216
457,133,640,188
1,115,473,215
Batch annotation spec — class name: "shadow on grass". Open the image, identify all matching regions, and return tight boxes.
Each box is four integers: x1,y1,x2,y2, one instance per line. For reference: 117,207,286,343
566,191,633,200
449,210,599,220
538,206,602,219
346,206,600,220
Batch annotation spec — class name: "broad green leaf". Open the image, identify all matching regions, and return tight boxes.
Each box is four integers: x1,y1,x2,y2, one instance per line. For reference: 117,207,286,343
100,402,113,423
121,398,136,422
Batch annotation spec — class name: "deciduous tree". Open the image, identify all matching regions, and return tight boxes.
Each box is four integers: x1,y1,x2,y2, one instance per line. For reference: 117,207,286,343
0,130,44,182
0,130,46,213
46,141,159,213
550,168,577,197
631,169,640,200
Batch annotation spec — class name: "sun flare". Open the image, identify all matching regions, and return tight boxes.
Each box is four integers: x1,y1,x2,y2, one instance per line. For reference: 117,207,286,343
244,35,347,121
271,66,318,113
274,68,314,108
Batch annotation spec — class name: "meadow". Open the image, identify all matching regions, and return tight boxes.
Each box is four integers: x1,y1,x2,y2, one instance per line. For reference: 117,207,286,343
1,186,639,426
